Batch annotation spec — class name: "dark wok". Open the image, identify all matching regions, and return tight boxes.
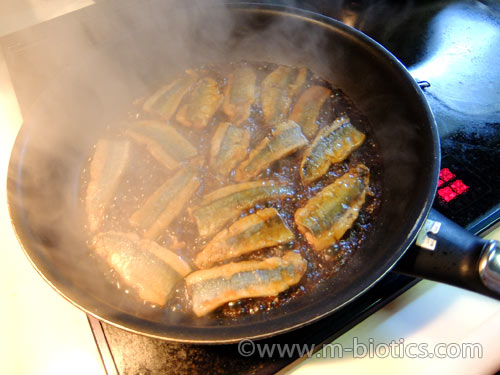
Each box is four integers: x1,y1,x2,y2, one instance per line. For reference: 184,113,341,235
7,3,500,343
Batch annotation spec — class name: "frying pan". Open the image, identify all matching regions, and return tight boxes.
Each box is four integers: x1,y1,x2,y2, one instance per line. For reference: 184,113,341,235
7,3,500,343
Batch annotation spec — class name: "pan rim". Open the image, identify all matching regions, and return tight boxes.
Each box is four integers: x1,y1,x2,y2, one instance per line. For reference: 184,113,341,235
6,3,440,344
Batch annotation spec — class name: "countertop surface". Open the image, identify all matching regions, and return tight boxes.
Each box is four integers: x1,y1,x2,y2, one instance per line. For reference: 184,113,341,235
1,1,499,375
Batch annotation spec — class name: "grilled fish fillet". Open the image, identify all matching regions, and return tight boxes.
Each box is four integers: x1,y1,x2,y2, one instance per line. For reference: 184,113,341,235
234,120,308,182
129,169,200,239
222,66,256,125
295,164,370,250
176,77,223,129
191,180,294,238
195,207,295,269
301,116,365,184
86,139,130,232
186,251,306,317
93,231,191,306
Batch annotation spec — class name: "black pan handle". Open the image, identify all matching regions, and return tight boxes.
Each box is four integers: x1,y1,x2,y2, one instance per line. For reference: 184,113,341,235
393,209,500,299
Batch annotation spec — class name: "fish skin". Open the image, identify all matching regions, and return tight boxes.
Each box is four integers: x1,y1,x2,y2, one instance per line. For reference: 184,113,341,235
300,116,365,184
176,77,223,129
129,169,200,239
186,251,307,317
222,66,257,125
93,231,191,306
126,120,197,170
234,120,308,182
261,66,307,128
143,73,197,120
195,207,295,269
295,164,370,251
209,122,250,177
191,181,295,238
86,139,130,233
289,85,331,139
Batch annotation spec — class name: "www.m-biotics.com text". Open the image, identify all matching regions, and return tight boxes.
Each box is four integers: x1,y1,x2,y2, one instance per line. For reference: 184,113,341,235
237,338,483,359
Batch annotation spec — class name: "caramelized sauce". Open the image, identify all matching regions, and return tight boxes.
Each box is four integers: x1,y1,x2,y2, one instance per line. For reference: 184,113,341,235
80,61,383,318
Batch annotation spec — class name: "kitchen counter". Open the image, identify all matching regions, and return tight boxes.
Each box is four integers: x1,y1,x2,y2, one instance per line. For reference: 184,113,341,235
0,1,499,374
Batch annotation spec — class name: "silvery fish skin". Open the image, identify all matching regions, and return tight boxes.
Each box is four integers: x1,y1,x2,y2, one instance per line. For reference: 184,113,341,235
191,180,295,238
301,116,365,184
209,122,250,177
261,66,307,127
86,139,130,233
126,120,197,170
295,164,370,251
195,207,295,269
176,77,223,129
289,85,332,139
93,231,191,306
234,121,308,182
143,72,197,120
129,169,200,239
222,67,257,125
186,251,307,317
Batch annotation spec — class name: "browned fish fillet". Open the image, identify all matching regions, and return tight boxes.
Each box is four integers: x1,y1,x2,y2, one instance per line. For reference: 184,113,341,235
209,122,250,177
86,139,130,233
301,116,365,184
143,72,197,120
191,180,295,238
234,120,308,182
176,77,223,129
93,231,191,306
126,121,197,170
295,164,370,251
300,117,365,184
289,85,331,138
195,207,295,269
261,66,307,127
222,66,257,125
130,169,200,239
186,251,306,317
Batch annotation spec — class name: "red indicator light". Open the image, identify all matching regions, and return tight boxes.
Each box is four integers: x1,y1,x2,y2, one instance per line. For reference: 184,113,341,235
438,186,457,202
450,179,469,195
439,168,455,183
436,168,469,204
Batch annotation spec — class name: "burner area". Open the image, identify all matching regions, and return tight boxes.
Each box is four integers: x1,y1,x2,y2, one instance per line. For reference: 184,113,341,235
2,1,499,374
88,274,418,375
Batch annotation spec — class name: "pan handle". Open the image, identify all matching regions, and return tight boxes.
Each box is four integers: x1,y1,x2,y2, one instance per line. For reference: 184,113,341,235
393,209,500,299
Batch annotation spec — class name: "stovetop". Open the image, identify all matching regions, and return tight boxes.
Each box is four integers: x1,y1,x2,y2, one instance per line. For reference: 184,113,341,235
2,1,499,374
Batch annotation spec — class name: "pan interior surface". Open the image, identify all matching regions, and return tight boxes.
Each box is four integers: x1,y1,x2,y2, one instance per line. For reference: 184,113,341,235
7,4,438,343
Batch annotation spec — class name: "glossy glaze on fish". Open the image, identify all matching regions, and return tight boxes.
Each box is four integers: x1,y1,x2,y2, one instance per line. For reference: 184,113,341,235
143,72,197,120
186,251,307,317
234,121,308,182
86,139,130,233
261,66,307,127
195,207,295,269
130,169,200,239
94,231,191,306
81,61,383,318
301,116,366,184
176,77,223,129
191,181,295,238
126,121,197,170
222,66,257,125
210,122,250,177
289,85,331,139
295,164,370,251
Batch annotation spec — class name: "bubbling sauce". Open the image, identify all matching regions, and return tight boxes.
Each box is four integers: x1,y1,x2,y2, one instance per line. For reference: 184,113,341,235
80,61,383,318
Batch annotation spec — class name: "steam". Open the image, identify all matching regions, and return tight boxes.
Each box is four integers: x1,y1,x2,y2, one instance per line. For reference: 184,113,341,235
9,0,427,323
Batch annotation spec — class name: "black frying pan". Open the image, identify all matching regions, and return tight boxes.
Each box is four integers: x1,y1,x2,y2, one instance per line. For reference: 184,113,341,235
7,3,500,343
